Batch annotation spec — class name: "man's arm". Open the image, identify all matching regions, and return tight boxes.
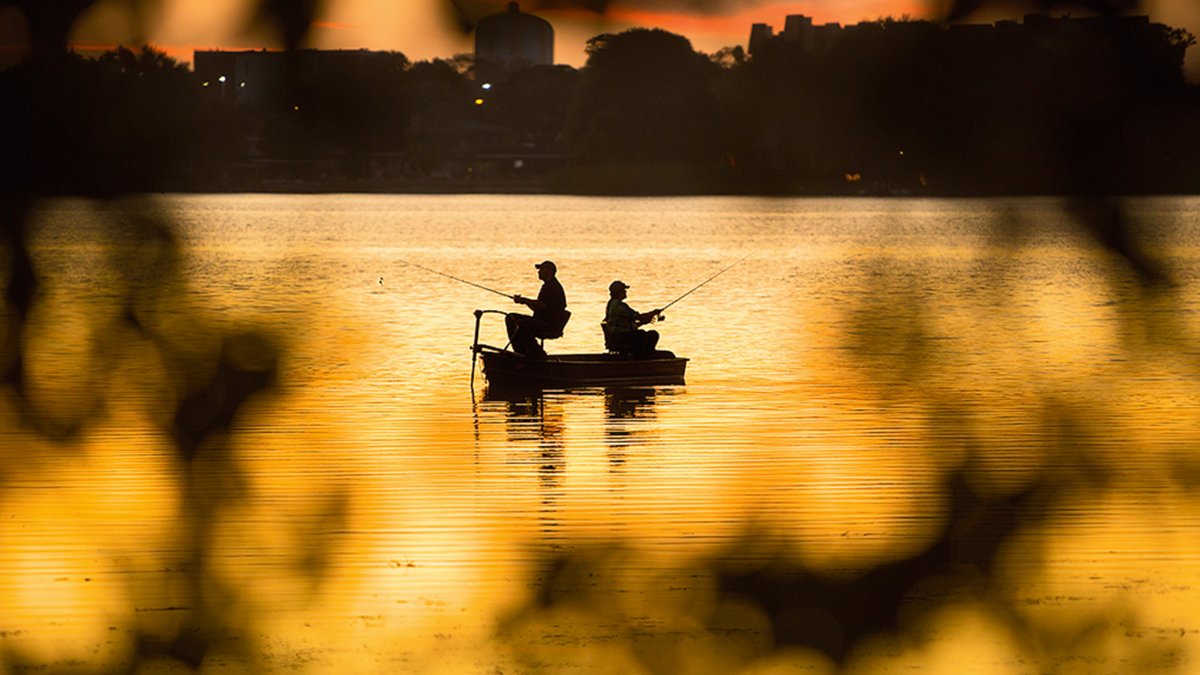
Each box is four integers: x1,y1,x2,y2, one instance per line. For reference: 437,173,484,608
513,294,546,310
634,308,662,325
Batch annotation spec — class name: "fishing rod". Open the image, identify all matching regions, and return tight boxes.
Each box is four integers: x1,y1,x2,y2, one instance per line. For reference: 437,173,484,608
658,251,756,313
398,260,515,300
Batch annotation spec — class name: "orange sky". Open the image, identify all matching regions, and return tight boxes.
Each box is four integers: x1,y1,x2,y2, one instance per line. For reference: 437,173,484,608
0,0,1197,75
48,0,929,66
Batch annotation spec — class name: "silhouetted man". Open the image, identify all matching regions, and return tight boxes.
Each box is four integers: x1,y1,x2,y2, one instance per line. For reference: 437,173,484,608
604,280,662,358
507,260,568,358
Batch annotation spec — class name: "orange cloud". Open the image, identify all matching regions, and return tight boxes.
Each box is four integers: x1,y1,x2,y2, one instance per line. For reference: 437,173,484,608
67,40,124,55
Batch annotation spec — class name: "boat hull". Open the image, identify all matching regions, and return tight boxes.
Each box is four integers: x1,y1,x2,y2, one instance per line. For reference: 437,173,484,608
479,350,687,388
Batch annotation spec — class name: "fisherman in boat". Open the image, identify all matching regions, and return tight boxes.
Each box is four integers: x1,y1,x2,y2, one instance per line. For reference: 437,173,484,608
604,280,663,358
507,260,569,358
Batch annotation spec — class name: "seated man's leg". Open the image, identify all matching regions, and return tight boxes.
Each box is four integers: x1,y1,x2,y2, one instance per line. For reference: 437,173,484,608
513,327,539,356
522,318,556,357
630,329,658,358
608,330,635,356
644,330,660,353
507,313,537,356
505,313,525,342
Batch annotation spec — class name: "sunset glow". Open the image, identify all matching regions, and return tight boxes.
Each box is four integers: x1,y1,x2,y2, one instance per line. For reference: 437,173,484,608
7,0,944,68
0,0,1188,76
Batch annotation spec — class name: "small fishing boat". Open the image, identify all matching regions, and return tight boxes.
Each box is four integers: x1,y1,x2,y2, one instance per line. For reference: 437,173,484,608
471,310,688,389
404,257,745,391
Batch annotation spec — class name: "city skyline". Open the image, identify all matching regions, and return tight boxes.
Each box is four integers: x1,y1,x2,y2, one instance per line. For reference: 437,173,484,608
4,0,1197,76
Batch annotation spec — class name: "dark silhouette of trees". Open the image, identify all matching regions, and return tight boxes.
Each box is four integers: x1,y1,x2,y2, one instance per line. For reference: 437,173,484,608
0,45,226,195
723,13,1198,196
399,58,480,174
195,52,574,183
3,6,1196,196
482,64,580,148
707,45,746,69
715,32,835,191
198,11,1184,197
256,51,410,172
566,28,723,166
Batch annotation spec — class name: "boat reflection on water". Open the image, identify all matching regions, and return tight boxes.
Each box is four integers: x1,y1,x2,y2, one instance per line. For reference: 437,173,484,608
474,385,569,541
602,386,661,421
478,385,562,444
602,387,671,468
477,384,678,477
473,386,676,554
479,385,673,427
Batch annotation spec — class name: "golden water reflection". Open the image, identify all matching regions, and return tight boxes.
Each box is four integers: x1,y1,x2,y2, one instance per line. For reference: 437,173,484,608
2,195,1200,672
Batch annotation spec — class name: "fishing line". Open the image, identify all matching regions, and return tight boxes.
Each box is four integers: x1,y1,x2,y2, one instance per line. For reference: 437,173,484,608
397,259,515,300
659,250,756,312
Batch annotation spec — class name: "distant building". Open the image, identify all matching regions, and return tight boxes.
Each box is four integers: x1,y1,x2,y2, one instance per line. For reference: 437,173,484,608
195,49,276,105
194,49,407,106
748,12,1172,59
782,15,842,53
474,2,553,82
748,24,775,56
748,15,842,57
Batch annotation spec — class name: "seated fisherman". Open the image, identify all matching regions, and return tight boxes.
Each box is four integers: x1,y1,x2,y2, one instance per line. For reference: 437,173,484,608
604,280,662,357
507,260,568,358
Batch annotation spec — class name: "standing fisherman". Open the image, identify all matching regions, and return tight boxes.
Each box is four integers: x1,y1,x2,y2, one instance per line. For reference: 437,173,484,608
507,260,569,358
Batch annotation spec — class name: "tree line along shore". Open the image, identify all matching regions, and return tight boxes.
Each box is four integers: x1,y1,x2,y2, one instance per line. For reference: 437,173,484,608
2,17,1198,197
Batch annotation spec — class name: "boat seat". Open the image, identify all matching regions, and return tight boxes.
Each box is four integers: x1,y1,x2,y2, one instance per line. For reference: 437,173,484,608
601,320,635,356
537,310,571,346
602,321,674,359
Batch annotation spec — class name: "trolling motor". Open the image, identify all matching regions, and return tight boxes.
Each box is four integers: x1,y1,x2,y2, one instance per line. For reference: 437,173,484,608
470,308,511,390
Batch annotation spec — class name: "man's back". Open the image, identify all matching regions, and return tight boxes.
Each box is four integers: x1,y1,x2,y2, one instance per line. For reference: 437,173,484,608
535,277,568,331
605,297,638,334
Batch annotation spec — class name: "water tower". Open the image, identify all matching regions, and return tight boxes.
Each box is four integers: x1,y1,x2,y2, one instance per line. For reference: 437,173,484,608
474,2,553,82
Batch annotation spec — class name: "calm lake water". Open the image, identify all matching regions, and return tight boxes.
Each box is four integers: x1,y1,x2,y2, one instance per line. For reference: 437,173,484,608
4,194,1200,673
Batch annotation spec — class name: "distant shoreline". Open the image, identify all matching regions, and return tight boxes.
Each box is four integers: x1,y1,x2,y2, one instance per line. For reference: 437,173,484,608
161,161,1200,198
153,183,1200,199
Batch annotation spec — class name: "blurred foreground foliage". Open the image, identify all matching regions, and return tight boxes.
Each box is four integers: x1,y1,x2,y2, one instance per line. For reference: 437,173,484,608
1,0,1200,672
